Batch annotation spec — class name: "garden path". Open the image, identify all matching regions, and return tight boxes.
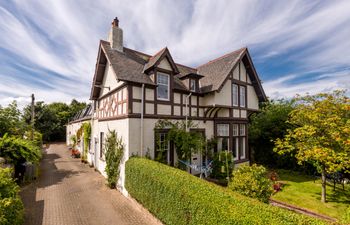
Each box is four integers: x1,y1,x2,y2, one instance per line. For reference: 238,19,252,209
20,143,162,225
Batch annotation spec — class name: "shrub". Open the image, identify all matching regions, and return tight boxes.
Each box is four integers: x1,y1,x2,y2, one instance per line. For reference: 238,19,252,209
229,164,273,203
210,151,234,181
0,168,24,225
105,130,124,188
342,206,350,224
126,158,324,225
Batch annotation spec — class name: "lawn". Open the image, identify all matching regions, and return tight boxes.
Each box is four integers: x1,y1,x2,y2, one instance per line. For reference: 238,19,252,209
271,170,350,221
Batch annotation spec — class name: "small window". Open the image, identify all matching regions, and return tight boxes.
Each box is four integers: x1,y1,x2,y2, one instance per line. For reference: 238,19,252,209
157,72,170,100
232,84,238,106
233,137,239,160
190,79,196,92
100,132,104,159
239,124,246,136
240,137,246,159
232,124,239,136
217,124,229,136
240,86,246,107
155,132,170,164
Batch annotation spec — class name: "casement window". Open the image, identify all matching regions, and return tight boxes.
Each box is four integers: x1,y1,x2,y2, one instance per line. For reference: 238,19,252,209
240,86,246,107
217,124,229,152
190,79,196,92
99,132,104,159
238,124,246,159
155,132,170,164
157,72,170,100
232,84,238,106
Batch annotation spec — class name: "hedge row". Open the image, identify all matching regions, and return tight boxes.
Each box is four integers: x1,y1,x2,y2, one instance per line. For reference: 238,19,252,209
0,168,24,225
125,158,325,225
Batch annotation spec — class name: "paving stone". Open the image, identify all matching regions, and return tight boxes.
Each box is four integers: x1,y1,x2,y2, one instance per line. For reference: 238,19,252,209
20,143,162,225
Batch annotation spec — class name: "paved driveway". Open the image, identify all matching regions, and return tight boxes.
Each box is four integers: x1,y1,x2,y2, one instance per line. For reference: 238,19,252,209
20,143,162,225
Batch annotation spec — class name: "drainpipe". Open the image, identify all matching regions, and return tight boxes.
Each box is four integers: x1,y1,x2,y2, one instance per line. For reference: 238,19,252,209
90,100,95,166
140,84,145,157
185,93,192,132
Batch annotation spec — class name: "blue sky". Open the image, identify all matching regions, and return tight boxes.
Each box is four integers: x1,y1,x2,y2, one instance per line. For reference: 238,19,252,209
1,0,350,108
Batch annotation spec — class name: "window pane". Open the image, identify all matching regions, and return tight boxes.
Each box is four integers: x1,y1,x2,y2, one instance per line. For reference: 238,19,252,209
232,84,238,106
232,124,239,136
240,137,246,159
190,79,196,91
156,132,169,163
233,137,239,160
217,124,229,136
217,137,229,152
157,73,169,100
240,86,246,107
240,124,246,136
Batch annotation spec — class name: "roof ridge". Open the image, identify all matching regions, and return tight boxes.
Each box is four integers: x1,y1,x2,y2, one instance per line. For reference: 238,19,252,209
175,63,197,70
197,47,247,69
149,47,167,60
124,47,151,57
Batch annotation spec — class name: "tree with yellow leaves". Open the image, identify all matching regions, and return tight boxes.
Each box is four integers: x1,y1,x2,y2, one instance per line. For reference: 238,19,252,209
274,90,350,202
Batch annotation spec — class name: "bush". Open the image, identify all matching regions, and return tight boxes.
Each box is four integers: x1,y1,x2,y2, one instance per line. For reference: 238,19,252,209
105,130,124,188
0,168,24,225
229,164,273,203
210,151,234,181
342,206,350,224
126,158,324,225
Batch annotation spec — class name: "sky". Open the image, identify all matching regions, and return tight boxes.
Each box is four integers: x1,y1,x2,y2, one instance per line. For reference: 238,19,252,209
1,0,350,108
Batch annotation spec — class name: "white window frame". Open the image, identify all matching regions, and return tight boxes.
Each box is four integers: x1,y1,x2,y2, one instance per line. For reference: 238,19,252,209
234,137,239,160
239,124,246,136
156,132,170,164
217,124,229,137
232,84,238,106
241,137,246,159
190,79,196,92
232,124,239,136
157,72,170,101
240,86,246,107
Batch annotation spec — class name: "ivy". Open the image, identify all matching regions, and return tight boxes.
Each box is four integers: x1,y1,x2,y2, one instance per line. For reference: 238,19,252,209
104,130,124,188
81,122,91,162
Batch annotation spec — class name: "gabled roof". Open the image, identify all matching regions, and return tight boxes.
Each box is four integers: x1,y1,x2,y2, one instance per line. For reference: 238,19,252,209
143,47,180,74
198,47,246,93
90,41,267,102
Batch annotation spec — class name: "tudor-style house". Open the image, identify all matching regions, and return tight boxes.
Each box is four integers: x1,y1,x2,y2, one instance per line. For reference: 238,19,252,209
66,17,267,193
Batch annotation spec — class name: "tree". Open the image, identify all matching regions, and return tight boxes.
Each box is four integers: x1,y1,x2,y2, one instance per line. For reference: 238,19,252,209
249,100,296,168
105,130,124,188
274,91,350,202
0,101,27,137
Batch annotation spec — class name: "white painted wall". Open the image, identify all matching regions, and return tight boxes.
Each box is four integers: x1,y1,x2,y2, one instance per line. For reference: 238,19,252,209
247,85,259,110
100,64,125,97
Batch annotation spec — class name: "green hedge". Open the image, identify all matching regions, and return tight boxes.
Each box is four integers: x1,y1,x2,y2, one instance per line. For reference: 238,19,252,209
126,158,325,225
0,168,24,225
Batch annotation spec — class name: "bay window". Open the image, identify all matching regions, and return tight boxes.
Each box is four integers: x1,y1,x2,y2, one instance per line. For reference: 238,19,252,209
217,124,229,152
157,72,170,100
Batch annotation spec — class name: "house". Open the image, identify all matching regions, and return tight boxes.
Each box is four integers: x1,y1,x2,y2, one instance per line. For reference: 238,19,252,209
66,17,267,194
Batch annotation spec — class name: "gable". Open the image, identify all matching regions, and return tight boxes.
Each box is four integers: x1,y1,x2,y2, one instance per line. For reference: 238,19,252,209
158,58,172,71
99,64,125,97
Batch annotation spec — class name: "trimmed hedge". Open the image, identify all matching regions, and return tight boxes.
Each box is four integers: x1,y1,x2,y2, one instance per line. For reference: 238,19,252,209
126,158,325,225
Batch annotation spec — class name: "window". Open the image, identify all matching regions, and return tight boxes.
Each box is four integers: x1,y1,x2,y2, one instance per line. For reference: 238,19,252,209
157,72,170,100
240,86,246,107
217,124,229,136
232,84,238,106
240,137,246,159
99,132,104,159
240,124,246,136
190,79,196,92
217,124,229,152
232,124,239,136
233,137,239,160
155,132,170,164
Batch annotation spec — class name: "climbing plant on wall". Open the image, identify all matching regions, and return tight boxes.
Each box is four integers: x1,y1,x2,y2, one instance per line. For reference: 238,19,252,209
82,122,91,162
105,130,124,188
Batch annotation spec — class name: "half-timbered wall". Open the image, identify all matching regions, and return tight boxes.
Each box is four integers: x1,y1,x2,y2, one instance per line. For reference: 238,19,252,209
98,87,128,119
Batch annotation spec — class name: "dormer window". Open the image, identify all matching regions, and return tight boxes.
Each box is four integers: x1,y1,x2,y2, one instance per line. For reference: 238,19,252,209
190,79,197,92
157,72,170,100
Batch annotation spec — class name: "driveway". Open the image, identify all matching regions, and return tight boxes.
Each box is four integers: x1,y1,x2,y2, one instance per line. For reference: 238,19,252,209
20,143,162,225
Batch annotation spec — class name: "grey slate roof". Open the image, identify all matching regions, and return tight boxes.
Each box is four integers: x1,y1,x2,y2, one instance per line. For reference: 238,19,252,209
70,104,92,123
91,41,266,101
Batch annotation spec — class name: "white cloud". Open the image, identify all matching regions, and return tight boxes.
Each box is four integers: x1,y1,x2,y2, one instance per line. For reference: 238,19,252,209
0,0,349,106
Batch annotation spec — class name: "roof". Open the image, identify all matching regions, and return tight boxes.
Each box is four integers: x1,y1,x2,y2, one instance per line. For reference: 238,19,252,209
70,104,92,123
90,41,267,102
198,48,246,93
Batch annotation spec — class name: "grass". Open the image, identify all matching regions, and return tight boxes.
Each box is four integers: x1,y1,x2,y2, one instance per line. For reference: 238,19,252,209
271,169,350,221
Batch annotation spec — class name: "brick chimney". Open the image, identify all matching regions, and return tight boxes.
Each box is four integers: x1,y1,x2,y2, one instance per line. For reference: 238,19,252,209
108,17,123,52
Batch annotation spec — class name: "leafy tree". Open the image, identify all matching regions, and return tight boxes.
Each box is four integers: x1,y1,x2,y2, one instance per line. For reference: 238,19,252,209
274,91,350,202
105,130,124,188
249,100,297,168
0,101,27,137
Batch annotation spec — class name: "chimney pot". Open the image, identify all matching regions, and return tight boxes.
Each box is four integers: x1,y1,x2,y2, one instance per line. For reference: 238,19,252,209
112,17,119,27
